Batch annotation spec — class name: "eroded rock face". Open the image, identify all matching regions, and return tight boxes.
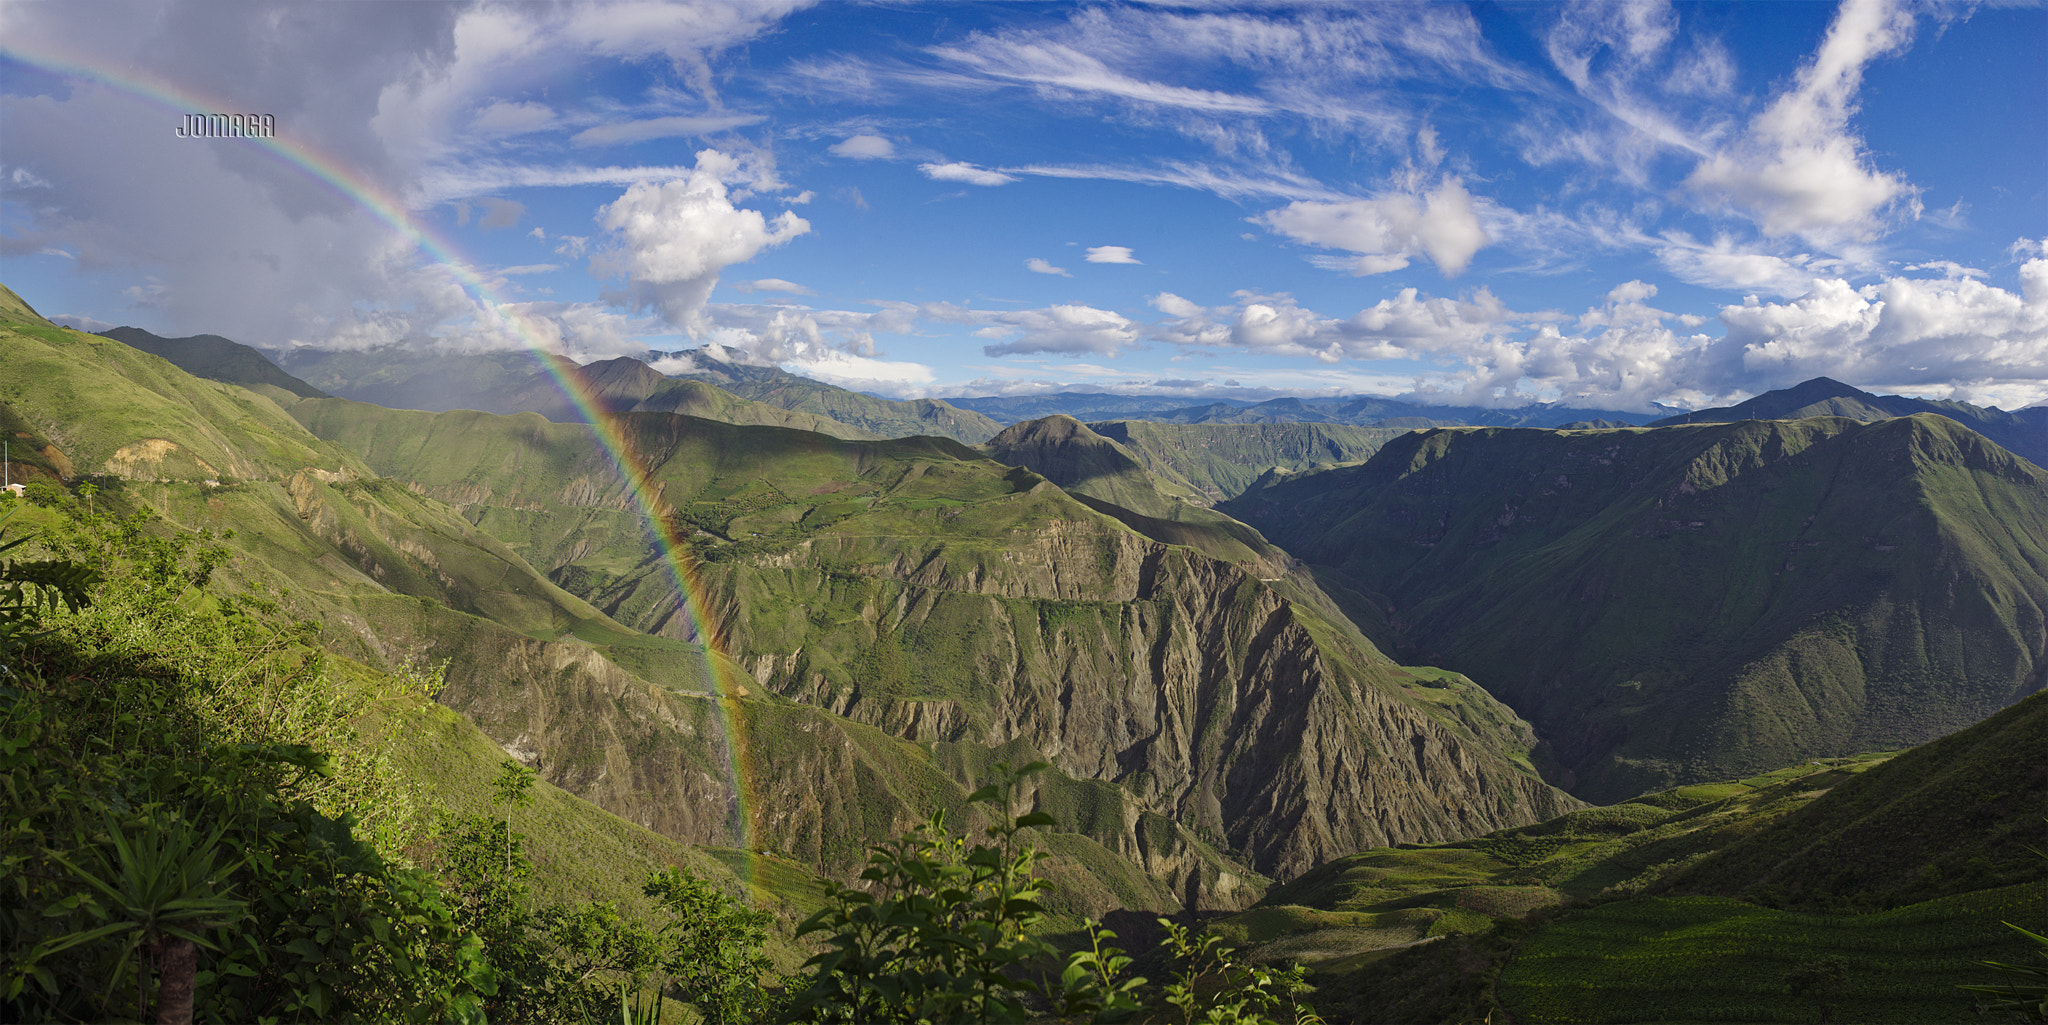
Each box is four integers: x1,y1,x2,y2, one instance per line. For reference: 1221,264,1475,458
696,524,1579,883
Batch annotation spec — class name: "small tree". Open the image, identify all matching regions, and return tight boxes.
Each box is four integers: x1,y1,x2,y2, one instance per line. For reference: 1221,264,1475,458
490,760,537,873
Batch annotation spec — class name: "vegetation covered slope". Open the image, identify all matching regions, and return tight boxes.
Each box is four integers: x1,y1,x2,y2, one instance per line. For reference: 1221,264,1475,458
1236,691,2046,1023
0,297,1249,917
1087,420,1409,502
1653,375,2048,469
98,326,331,399
1224,417,2048,802
289,395,1579,885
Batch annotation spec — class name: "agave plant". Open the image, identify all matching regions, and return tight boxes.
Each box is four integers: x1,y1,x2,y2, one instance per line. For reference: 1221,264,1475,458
37,809,248,1023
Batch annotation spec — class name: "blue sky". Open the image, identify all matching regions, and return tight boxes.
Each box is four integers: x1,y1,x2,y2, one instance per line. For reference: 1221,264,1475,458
2,0,2044,411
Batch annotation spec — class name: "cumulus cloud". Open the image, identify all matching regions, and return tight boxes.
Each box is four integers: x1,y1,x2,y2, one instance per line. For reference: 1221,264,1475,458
1149,288,1513,365
590,150,811,330
829,134,896,159
1025,258,1071,276
919,161,1016,186
1259,177,1491,276
1684,0,1920,247
922,302,1141,356
1715,268,2048,394
1084,246,1141,265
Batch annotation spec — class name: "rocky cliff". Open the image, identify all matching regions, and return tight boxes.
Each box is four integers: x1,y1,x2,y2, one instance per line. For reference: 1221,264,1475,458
293,399,1583,883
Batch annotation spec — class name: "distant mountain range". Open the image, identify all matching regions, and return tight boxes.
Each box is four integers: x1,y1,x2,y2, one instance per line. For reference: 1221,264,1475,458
1651,375,2047,468
98,329,2042,472
946,390,1672,429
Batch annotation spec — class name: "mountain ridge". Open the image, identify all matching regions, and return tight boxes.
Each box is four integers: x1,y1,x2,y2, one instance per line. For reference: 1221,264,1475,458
1223,415,2048,802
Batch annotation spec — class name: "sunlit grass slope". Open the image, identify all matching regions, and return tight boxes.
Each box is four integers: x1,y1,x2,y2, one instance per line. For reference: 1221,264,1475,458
1236,690,2046,1023
287,393,1579,885
1088,419,1409,502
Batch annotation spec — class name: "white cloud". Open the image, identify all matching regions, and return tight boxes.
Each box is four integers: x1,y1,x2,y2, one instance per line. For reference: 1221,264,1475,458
590,150,811,330
51,313,117,333
922,302,1141,357
570,114,766,147
829,134,896,159
1651,232,1842,297
470,100,559,137
497,264,559,276
731,278,814,295
1025,258,1071,277
1684,0,1920,247
1258,177,1491,276
931,33,1269,115
918,161,1016,186
1716,268,2048,392
1005,161,1346,203
1084,246,1142,265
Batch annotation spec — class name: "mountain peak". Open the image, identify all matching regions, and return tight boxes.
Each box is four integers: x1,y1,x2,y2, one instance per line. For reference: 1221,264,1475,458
988,413,1102,447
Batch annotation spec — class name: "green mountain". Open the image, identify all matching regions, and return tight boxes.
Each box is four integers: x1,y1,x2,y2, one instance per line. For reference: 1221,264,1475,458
1087,420,1408,502
1231,690,2046,1023
98,325,330,399
1654,376,2048,469
286,394,1579,885
1223,417,2048,802
5,298,1271,919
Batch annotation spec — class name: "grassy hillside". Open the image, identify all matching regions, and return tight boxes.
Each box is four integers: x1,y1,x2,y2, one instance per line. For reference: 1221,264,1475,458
1225,417,2048,801
1236,691,2047,1023
0,301,1235,918
1088,420,1408,501
99,326,330,399
634,378,880,439
288,394,1579,885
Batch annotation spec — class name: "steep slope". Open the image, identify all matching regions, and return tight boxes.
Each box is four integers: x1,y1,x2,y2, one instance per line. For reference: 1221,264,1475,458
1224,417,2048,801
98,326,330,399
1667,687,2047,908
0,298,1239,916
1654,376,2048,469
1088,420,1409,502
291,396,1581,883
983,415,1209,515
1237,693,2046,1023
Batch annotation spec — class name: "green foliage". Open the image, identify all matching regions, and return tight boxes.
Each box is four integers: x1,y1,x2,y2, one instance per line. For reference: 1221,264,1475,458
787,761,1073,1023
1158,917,1318,1025
642,866,779,1023
0,506,497,1023
1960,921,2048,1022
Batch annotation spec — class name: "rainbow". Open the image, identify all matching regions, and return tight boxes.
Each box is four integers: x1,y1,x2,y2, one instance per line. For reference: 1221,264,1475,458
0,43,766,886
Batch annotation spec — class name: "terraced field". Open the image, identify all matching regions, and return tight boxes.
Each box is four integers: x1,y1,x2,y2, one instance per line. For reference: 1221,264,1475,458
1499,883,2045,1023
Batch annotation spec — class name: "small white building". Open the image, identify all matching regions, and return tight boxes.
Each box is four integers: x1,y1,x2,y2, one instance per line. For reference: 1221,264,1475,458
2,483,24,500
